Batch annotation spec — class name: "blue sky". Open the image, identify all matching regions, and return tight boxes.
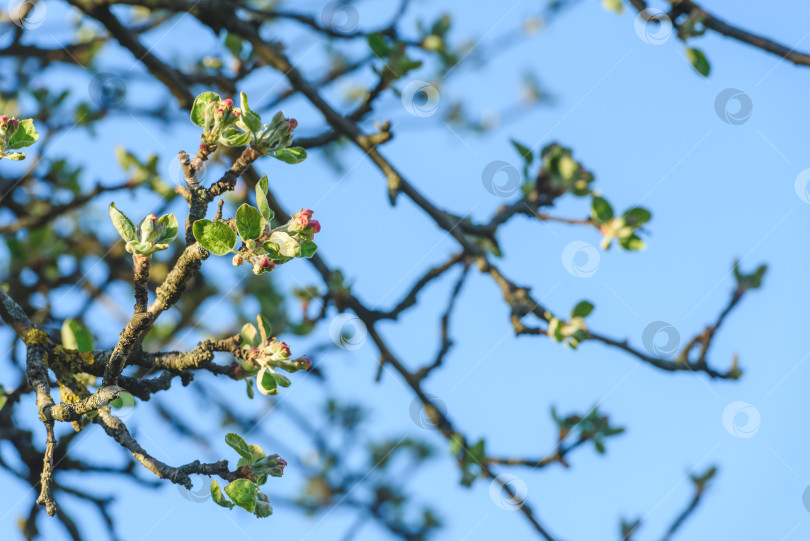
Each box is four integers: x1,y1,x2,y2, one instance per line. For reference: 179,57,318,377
2,1,810,540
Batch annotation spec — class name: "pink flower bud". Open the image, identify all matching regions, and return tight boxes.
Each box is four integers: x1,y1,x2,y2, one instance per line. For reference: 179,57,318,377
147,214,157,221
266,338,290,358
220,99,234,108
0,116,16,135
277,458,287,472
294,209,314,228
232,254,244,266
258,256,275,270
309,220,321,234
286,119,298,131
300,357,312,370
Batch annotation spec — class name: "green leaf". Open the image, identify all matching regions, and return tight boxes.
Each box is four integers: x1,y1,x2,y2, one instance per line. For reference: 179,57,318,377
590,196,614,224
219,128,251,147
257,368,278,395
6,152,25,160
235,204,264,242
269,231,299,257
686,47,710,77
190,91,220,126
156,214,179,244
273,371,291,387
224,33,243,58
256,314,272,342
225,433,253,460
240,323,260,348
211,480,235,509
734,262,767,291
108,203,137,242
239,92,262,133
271,147,307,164
431,14,452,36
227,481,259,511
622,207,651,227
571,301,594,319
602,0,623,14
0,385,6,413
367,33,389,58
193,219,237,256
224,479,258,513
299,240,318,258
510,139,533,165
247,444,266,464
255,175,274,222
619,234,645,251
7,119,39,150
61,319,93,351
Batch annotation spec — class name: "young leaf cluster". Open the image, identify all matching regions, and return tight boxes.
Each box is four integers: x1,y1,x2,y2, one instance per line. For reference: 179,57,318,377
108,203,178,256
211,433,286,517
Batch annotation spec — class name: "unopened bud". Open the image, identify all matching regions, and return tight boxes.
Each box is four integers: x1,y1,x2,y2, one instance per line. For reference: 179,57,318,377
0,115,17,138
291,209,314,231
139,214,161,243
232,254,244,266
258,256,275,270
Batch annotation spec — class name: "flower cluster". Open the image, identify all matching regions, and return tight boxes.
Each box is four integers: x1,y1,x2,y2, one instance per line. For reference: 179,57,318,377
194,93,249,148
189,91,305,164
0,115,38,161
249,335,312,395
231,208,321,275
239,315,311,396
250,111,299,157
